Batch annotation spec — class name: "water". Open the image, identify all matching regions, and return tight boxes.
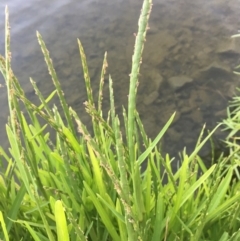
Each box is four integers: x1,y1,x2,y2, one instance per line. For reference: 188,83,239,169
0,0,240,164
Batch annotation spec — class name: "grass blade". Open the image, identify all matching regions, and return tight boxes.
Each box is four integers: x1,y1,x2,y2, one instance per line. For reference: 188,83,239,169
55,200,70,241
83,181,121,241
137,112,175,165
0,211,9,241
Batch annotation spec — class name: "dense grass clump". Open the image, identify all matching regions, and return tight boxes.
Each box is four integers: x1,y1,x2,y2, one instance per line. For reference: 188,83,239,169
0,1,240,240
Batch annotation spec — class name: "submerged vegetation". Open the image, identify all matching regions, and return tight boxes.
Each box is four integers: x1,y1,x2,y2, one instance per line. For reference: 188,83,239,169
0,0,240,240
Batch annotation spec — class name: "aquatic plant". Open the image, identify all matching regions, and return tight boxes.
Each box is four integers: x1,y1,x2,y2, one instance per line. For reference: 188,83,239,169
0,0,240,240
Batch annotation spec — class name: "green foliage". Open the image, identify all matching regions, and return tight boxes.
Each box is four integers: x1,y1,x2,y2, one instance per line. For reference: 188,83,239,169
0,1,240,240
222,34,240,198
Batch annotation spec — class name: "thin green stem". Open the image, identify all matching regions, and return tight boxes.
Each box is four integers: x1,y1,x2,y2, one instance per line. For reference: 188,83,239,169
127,0,152,165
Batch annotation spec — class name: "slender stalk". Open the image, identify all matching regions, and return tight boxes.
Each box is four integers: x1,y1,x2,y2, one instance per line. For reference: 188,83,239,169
98,52,108,113
4,7,14,130
109,76,137,240
127,0,152,165
37,32,75,135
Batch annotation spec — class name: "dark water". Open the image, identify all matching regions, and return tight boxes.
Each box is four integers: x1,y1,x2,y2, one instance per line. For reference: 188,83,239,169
1,0,240,166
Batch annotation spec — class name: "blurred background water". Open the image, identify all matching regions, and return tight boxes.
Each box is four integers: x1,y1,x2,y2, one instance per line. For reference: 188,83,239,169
1,0,240,167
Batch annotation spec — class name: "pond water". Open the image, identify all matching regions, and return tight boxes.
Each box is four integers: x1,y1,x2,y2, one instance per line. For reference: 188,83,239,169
0,0,240,168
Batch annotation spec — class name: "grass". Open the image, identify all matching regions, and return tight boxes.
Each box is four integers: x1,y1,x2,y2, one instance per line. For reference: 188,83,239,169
0,0,240,240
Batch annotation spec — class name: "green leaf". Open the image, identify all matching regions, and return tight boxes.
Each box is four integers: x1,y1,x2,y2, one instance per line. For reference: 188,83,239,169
151,194,165,241
205,192,240,223
144,163,152,216
181,164,216,207
87,143,106,197
116,199,127,241
0,211,9,241
55,200,70,241
6,185,26,233
219,232,229,241
97,194,125,223
6,125,32,197
208,167,233,213
137,112,175,165
171,154,189,220
62,127,82,154
23,222,42,241
84,181,121,241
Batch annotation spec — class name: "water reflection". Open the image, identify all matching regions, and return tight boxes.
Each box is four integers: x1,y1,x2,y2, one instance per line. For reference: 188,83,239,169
0,0,240,163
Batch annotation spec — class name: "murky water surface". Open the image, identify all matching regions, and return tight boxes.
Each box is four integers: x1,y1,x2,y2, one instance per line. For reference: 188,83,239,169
1,0,240,165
